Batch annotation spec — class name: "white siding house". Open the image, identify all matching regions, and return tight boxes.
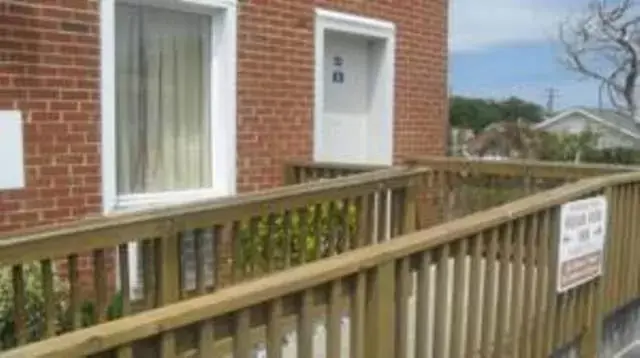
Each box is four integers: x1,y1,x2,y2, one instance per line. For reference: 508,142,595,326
534,108,640,149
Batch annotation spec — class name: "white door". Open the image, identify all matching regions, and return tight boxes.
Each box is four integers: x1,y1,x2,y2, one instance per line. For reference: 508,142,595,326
313,10,395,166
320,32,370,164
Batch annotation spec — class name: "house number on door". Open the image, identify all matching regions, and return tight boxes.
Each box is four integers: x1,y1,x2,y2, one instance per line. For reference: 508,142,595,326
332,56,344,84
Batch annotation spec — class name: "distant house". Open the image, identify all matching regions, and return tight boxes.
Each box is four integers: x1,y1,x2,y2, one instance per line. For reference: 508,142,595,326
534,108,640,149
463,119,540,160
449,127,475,156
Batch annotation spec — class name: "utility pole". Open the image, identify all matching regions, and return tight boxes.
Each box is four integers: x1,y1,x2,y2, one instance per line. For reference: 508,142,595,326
545,87,557,115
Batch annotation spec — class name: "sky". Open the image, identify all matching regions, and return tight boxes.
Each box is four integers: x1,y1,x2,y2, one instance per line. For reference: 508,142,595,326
448,0,603,110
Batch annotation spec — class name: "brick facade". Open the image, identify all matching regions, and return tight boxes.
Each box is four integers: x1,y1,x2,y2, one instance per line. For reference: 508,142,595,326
0,0,448,232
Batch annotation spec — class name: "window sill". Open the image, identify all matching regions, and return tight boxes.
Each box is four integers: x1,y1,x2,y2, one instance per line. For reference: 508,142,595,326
109,189,229,213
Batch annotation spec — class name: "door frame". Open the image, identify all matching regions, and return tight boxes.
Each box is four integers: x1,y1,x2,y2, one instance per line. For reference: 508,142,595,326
313,8,396,165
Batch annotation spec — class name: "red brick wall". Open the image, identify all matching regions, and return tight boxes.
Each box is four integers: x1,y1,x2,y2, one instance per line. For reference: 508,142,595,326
0,0,448,229
0,0,101,233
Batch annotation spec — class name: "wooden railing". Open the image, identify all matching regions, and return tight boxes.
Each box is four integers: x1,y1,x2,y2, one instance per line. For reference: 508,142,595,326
7,170,639,357
0,167,425,351
284,157,634,230
405,156,635,228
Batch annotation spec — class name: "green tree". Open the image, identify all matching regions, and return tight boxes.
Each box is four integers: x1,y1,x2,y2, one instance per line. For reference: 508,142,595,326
449,96,544,132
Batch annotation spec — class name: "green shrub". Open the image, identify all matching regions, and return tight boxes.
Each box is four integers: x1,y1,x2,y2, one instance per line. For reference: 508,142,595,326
0,263,67,349
0,263,124,350
236,201,358,273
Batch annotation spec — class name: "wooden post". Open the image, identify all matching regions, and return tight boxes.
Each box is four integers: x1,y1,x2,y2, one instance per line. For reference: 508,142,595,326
365,262,396,358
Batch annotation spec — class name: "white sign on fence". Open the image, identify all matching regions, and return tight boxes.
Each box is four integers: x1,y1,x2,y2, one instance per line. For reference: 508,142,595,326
557,195,608,293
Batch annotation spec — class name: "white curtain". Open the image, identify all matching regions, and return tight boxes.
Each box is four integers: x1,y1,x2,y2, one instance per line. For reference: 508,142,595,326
115,4,212,195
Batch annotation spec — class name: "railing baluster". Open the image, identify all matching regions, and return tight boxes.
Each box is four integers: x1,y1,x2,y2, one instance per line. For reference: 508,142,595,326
340,198,351,252
633,184,640,297
116,345,134,358
376,188,389,243
395,257,411,358
194,229,207,295
215,222,234,288
267,298,282,358
532,209,549,358
312,203,323,260
116,244,133,358
248,217,260,276
266,213,277,273
352,196,365,249
433,244,450,357
197,318,215,357
234,309,251,358
67,254,81,330
156,224,181,358
12,265,26,346
350,271,367,358
118,244,131,316
480,228,499,356
555,292,568,349
450,238,468,358
283,210,292,268
93,249,108,323
366,261,396,358
466,233,483,356
296,208,309,265
326,280,341,358
365,194,376,246
298,167,308,183
298,289,313,358
624,184,636,303
142,240,155,309
233,221,246,283
575,283,589,340
415,250,432,358
509,217,526,354
567,290,578,343
520,213,539,358
328,201,338,256
544,208,560,356
40,259,55,338
612,186,624,308
494,222,513,356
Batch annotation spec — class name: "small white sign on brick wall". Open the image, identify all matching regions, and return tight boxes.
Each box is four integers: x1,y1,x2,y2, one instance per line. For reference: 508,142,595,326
0,110,25,190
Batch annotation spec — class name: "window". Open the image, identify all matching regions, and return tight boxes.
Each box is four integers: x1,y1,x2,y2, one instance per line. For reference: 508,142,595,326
101,0,237,297
115,3,213,196
101,0,237,211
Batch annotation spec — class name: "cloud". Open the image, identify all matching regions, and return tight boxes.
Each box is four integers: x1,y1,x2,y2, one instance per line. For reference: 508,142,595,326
449,0,578,53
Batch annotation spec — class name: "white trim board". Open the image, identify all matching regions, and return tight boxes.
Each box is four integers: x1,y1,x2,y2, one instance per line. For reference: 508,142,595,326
313,9,396,166
100,0,238,214
535,108,640,140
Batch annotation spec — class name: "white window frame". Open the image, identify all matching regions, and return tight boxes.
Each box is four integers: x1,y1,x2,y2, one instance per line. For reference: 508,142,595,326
313,8,396,166
100,0,237,298
100,0,238,213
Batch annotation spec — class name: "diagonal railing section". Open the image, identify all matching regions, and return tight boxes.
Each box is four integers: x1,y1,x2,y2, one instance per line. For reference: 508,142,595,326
6,170,640,357
0,167,426,351
405,155,635,228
